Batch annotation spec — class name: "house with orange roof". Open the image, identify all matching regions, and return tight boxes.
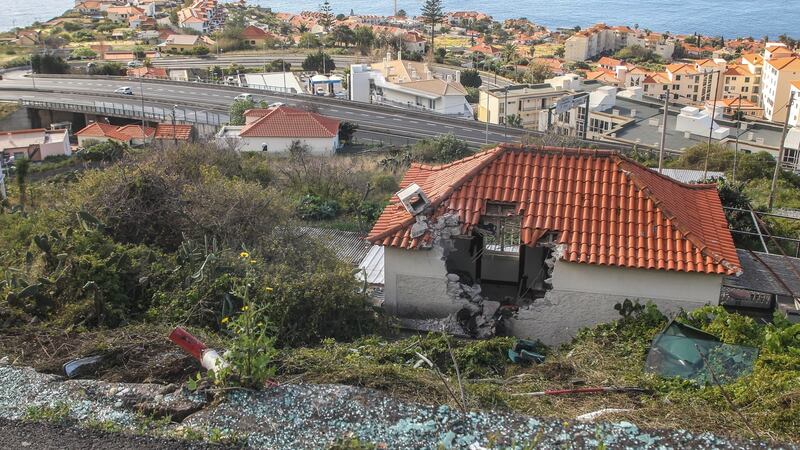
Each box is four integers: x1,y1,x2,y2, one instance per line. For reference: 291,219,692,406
75,122,135,146
106,5,144,22
639,59,725,105
366,144,740,344
240,25,279,48
565,24,675,62
215,105,340,154
706,97,762,119
402,31,426,54
154,124,195,143
467,42,501,58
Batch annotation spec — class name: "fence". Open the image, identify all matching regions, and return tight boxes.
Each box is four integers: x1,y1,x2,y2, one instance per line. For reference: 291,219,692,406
19,99,228,126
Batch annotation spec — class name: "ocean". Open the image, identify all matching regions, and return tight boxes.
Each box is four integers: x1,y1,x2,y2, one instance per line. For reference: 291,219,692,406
2,0,797,39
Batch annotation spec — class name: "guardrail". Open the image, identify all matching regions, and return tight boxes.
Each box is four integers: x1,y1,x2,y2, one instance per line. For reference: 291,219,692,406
19,99,228,126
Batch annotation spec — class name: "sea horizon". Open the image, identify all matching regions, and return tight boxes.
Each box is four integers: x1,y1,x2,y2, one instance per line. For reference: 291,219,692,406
3,0,798,39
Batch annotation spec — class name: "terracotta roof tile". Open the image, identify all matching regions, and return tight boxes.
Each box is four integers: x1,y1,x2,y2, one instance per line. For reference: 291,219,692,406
74,122,131,142
367,145,740,275
239,106,339,138
117,124,155,138
154,123,193,140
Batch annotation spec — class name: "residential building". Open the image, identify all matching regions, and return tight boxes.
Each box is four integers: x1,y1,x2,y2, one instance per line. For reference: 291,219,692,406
564,24,675,62
350,57,472,117
177,0,225,33
241,72,305,94
466,42,502,59
13,30,40,47
367,145,739,345
75,122,154,146
74,1,103,14
723,58,761,104
240,25,278,48
402,31,427,54
761,56,800,123
157,34,215,53
707,97,762,119
215,106,340,154
641,59,725,105
477,75,582,129
0,128,71,161
106,5,144,22
789,81,800,127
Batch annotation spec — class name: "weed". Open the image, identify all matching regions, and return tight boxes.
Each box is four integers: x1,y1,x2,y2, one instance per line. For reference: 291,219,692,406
24,402,70,423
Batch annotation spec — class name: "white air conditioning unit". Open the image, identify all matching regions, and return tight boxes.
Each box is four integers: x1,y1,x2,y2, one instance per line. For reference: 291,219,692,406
397,183,430,215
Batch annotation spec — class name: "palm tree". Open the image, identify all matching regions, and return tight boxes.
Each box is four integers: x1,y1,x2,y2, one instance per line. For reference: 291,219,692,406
502,43,518,64
14,158,30,211
296,23,309,34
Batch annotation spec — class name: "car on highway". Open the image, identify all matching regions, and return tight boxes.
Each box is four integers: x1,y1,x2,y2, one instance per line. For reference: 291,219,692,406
114,86,134,95
127,60,143,68
234,93,253,102
268,102,284,108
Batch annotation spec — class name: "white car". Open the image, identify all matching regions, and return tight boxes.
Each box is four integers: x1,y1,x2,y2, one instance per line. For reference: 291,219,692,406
268,102,285,108
127,60,142,68
234,93,253,102
114,86,134,95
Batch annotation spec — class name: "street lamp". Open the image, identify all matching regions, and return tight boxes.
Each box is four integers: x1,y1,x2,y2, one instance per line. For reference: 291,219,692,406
172,104,178,146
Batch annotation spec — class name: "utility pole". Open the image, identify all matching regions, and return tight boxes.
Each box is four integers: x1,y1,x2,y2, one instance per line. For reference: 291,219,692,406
172,104,178,146
768,92,795,210
658,86,670,173
483,88,489,144
139,75,146,134
702,69,722,180
503,87,508,139
733,94,742,183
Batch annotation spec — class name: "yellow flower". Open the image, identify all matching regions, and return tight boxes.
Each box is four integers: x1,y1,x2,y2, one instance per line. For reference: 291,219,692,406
250,259,258,264
221,316,229,324
241,305,249,311
265,287,273,292
239,251,250,259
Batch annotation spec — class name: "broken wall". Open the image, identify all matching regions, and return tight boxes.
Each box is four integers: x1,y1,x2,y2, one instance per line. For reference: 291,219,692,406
383,246,452,318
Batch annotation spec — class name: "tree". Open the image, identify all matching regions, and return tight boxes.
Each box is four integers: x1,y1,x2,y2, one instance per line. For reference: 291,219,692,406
460,69,482,88
553,46,565,58
71,47,97,59
505,114,522,128
318,1,334,31
502,43,518,65
524,62,553,84
353,26,374,55
229,98,256,125
396,9,407,17
420,0,444,59
296,23,309,34
338,122,358,144
302,51,335,73
298,32,320,49
434,47,446,64
411,134,472,163
14,158,30,211
30,54,70,74
332,24,354,48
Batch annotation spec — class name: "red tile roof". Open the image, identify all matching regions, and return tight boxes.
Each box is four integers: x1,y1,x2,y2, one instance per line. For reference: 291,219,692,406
154,123,193,141
239,106,339,138
74,122,131,142
117,124,156,138
368,145,740,275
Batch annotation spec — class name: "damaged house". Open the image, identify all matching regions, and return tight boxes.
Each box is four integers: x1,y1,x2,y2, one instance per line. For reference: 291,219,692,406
367,145,741,345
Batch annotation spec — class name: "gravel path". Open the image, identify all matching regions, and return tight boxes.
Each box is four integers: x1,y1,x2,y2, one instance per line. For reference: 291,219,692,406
0,418,237,450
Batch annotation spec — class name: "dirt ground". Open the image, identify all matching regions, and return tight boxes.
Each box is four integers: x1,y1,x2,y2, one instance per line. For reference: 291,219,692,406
0,325,208,384
0,417,238,450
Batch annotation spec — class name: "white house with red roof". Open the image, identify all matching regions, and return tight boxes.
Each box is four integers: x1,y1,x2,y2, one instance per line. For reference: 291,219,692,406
215,106,341,154
367,144,740,344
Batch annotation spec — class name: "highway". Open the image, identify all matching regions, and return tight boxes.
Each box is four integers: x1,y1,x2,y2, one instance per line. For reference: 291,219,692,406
0,69,523,147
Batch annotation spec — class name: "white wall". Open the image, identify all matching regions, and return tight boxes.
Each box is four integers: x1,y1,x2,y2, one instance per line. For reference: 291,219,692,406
237,136,339,155
507,261,724,345
383,246,452,318
40,136,71,159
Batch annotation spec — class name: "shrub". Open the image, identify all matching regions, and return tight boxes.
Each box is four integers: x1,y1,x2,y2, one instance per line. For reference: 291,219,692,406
411,134,473,163
295,194,340,220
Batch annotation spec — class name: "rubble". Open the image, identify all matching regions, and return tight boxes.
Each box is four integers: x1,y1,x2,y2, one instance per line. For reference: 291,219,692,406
0,364,790,449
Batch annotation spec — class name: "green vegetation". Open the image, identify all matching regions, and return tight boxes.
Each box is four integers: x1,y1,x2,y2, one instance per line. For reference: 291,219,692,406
30,54,70,74
302,51,336,73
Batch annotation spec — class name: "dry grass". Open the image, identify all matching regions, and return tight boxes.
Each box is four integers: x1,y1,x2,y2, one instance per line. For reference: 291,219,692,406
0,102,20,121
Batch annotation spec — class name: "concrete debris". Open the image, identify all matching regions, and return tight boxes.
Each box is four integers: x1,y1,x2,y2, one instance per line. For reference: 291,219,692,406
0,365,788,449
63,355,105,378
410,215,429,239
576,408,634,423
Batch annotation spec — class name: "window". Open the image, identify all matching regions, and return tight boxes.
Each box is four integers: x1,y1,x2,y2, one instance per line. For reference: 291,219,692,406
676,75,681,81
481,203,521,254
745,77,750,83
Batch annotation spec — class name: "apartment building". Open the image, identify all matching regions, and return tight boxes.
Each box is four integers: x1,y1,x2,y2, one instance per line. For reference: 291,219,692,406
477,75,582,129
789,81,800,127
564,24,675,62
761,55,800,123
349,57,473,117
722,63,760,104
641,59,725,105
177,0,225,33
